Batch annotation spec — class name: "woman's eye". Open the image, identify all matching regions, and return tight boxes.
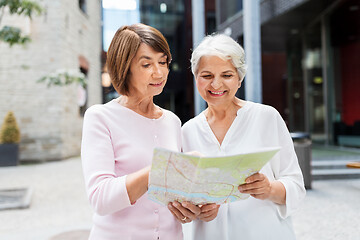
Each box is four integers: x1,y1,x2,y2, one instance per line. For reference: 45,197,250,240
159,61,167,65
142,64,150,68
201,75,212,79
223,75,233,78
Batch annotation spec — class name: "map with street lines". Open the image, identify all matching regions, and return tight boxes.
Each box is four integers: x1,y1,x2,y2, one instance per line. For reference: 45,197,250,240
148,147,280,205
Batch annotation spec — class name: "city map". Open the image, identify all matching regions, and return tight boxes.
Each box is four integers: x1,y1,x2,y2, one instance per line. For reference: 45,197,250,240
148,147,280,205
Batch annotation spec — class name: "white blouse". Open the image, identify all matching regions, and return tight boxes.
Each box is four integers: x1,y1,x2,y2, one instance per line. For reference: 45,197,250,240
182,101,306,240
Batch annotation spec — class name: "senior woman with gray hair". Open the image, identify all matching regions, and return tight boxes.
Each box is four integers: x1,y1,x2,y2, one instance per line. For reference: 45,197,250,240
168,34,306,239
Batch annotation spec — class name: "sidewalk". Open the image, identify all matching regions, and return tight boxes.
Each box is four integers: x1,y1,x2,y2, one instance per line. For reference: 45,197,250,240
292,179,360,240
0,157,92,240
0,156,359,240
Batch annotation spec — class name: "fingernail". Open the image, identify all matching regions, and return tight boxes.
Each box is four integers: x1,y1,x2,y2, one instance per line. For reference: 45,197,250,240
246,179,250,183
182,202,187,207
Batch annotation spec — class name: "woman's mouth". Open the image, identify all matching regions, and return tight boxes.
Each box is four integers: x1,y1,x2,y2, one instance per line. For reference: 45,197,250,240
208,90,226,96
150,81,164,87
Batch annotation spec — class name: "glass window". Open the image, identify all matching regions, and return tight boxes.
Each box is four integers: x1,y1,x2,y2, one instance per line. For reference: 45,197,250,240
218,0,242,25
79,0,87,14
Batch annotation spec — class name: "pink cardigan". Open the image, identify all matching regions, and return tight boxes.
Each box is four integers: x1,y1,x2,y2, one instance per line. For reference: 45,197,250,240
81,99,182,240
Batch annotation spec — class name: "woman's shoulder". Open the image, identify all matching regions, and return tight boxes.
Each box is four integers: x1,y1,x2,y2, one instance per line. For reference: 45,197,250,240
84,100,119,119
84,104,104,117
182,113,203,131
246,101,280,117
161,108,182,125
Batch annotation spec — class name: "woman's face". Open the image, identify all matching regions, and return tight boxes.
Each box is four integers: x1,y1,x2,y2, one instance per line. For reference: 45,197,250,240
128,43,169,98
195,55,241,107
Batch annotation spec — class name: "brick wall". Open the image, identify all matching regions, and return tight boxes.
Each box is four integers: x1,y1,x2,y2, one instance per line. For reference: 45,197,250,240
0,0,102,161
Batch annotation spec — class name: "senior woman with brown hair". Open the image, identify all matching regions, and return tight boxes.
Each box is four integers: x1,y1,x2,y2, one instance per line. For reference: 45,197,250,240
81,23,189,239
168,34,306,239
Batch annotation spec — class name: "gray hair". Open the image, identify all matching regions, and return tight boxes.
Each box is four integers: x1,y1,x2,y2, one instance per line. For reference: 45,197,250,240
191,34,247,80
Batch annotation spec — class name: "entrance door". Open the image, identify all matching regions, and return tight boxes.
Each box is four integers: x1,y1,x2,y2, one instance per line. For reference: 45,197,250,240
303,22,326,143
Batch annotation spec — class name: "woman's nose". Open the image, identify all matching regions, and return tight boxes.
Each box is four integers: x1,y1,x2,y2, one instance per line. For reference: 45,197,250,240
152,64,163,78
211,77,222,89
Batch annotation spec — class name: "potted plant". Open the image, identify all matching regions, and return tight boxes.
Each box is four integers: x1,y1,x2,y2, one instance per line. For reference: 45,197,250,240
0,111,20,166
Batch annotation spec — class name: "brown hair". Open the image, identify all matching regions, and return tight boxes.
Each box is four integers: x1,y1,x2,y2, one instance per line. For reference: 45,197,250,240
106,23,171,95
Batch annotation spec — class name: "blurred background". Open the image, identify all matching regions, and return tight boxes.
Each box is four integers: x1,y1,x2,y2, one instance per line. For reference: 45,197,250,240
0,0,360,239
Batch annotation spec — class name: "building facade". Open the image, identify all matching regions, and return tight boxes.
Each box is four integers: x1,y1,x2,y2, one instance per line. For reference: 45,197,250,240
216,0,360,146
0,0,102,161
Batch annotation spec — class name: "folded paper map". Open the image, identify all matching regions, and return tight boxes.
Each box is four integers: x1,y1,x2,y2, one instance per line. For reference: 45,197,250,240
148,147,280,205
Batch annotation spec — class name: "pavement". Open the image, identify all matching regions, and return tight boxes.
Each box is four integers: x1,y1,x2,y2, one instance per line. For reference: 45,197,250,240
0,157,92,240
0,156,360,240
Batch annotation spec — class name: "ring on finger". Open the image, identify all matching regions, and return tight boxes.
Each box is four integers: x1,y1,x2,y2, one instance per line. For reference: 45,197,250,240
181,216,187,221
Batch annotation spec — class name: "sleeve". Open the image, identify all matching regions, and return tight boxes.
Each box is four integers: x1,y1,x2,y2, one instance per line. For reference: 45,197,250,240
81,106,131,216
272,110,306,219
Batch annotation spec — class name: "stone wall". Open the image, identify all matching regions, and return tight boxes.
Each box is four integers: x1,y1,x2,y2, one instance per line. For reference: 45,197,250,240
0,0,102,161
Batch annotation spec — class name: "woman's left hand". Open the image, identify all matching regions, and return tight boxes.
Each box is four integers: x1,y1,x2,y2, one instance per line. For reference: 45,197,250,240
238,172,271,200
168,201,201,224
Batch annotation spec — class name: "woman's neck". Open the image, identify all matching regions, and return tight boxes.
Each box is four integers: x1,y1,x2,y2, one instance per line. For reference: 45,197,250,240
205,97,244,120
118,95,162,119
204,98,245,145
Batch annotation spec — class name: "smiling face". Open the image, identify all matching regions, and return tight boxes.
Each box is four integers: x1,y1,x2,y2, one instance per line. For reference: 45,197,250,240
128,43,169,99
195,55,241,107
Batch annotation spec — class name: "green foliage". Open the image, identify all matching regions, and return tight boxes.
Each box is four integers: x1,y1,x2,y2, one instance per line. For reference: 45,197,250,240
0,0,43,46
0,111,20,144
37,69,87,88
0,26,30,46
0,0,43,18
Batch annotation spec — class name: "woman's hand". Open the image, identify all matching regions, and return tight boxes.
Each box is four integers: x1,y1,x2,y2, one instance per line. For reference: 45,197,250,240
168,201,201,224
198,204,220,222
238,172,286,204
168,202,220,223
238,172,271,200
